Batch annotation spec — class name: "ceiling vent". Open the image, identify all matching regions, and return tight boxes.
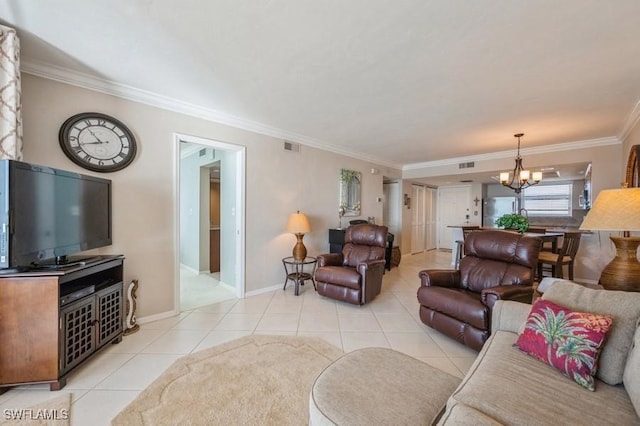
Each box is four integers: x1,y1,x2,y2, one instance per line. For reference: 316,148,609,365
458,161,475,169
542,171,560,179
283,140,300,153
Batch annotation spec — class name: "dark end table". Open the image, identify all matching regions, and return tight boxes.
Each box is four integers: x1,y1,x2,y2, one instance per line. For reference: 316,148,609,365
282,256,317,296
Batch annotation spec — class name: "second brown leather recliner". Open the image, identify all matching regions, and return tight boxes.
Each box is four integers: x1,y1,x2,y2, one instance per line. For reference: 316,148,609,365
417,230,541,351
315,224,388,305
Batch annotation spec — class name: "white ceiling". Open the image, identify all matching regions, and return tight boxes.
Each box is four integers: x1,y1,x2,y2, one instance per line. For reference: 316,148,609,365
2,1,640,171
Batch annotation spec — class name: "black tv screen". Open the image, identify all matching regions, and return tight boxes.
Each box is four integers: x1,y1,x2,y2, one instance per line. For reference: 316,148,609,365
0,159,112,269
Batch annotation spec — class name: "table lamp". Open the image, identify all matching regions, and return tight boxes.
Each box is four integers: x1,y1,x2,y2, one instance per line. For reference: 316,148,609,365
286,211,311,261
579,187,640,291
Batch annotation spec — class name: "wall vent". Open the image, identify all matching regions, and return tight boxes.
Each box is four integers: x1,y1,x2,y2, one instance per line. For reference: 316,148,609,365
198,148,215,159
458,161,475,169
283,140,300,153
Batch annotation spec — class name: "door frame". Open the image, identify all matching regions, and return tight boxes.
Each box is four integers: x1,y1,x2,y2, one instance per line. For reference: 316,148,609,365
173,132,246,312
411,184,427,253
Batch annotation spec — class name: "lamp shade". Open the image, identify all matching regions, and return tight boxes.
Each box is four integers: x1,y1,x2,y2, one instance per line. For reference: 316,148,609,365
286,211,311,234
580,188,640,231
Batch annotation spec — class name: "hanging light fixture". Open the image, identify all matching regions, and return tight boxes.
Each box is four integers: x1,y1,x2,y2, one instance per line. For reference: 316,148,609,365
499,133,542,194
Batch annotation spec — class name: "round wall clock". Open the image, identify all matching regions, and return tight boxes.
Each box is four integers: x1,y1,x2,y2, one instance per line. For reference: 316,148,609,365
59,112,137,172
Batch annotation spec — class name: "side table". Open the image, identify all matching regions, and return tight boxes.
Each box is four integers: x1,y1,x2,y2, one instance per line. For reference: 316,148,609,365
282,256,317,296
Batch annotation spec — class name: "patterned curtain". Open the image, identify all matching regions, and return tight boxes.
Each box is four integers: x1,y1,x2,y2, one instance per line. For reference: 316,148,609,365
0,24,22,160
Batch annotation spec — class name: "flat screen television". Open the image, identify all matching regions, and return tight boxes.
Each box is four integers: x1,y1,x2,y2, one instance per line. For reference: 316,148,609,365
0,159,112,271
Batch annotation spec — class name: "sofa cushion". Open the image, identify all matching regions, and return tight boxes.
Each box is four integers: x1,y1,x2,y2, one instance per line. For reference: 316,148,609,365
624,325,640,418
447,330,638,425
542,281,640,385
515,299,613,391
438,402,502,425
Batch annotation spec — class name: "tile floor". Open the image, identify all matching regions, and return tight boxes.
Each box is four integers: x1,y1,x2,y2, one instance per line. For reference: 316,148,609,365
0,249,478,425
180,267,236,310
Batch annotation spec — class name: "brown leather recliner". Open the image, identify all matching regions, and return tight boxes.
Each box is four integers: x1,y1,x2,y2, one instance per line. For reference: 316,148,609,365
315,224,388,305
417,230,541,351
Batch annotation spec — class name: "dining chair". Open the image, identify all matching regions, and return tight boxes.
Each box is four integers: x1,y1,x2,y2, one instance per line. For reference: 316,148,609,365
536,232,582,280
453,226,481,269
526,227,553,251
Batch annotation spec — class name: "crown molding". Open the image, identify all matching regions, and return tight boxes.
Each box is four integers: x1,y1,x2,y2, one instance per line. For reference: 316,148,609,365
21,58,403,170
618,99,640,142
403,137,620,171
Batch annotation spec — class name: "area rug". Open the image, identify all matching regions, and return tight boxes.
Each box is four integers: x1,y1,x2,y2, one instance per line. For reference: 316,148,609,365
111,335,343,425
0,393,71,426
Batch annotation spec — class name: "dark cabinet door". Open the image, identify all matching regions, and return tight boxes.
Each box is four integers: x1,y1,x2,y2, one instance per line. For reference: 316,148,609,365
96,282,123,348
60,297,96,374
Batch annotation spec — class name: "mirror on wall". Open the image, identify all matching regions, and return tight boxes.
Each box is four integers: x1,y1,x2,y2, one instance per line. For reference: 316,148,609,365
340,169,361,216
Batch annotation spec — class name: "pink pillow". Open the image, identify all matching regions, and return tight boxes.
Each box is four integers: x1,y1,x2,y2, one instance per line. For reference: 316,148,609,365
515,299,613,391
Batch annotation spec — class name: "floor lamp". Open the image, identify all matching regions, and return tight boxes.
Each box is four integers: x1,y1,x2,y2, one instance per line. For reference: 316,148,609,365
579,187,640,291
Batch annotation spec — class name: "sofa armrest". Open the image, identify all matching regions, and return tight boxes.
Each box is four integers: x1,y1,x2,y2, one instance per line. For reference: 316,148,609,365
491,300,532,334
317,253,343,267
481,285,534,309
419,269,461,288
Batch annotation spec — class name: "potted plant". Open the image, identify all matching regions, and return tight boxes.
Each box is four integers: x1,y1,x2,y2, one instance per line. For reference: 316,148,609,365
495,213,529,233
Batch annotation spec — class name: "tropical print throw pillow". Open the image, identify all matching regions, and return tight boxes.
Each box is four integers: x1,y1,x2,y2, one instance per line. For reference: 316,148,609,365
515,299,613,391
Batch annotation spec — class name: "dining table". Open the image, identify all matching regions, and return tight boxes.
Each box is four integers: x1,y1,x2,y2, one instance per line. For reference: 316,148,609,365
522,231,564,253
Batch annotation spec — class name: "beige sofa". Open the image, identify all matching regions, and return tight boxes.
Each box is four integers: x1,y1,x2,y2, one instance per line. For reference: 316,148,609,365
439,280,640,425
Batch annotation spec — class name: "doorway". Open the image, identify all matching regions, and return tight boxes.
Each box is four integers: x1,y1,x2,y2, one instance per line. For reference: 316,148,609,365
174,133,246,313
382,180,401,238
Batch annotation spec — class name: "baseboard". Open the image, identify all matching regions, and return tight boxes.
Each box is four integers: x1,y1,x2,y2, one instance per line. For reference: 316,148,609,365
137,309,179,325
179,263,199,275
244,283,282,298
218,281,236,293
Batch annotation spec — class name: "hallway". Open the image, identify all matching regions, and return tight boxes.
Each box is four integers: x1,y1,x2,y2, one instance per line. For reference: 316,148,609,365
180,266,236,311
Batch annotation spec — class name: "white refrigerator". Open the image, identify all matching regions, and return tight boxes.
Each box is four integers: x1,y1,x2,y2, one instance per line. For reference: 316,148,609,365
482,197,517,228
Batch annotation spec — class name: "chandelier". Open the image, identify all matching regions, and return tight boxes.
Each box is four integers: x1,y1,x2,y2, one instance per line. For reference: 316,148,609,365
499,133,542,194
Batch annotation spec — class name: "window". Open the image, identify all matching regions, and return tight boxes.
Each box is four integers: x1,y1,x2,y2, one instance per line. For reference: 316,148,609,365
522,184,572,216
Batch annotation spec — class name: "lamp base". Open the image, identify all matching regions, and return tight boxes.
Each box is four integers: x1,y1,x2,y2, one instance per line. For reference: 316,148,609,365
292,233,307,261
599,236,640,292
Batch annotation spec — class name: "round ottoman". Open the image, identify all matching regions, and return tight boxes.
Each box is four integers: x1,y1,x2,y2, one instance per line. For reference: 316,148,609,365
309,347,461,425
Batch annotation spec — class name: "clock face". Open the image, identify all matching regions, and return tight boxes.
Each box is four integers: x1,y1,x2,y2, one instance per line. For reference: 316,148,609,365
59,112,137,172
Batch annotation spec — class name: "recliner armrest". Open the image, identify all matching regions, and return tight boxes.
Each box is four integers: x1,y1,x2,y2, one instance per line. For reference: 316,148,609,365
418,269,461,288
481,285,533,309
357,259,386,304
356,259,386,274
317,253,343,267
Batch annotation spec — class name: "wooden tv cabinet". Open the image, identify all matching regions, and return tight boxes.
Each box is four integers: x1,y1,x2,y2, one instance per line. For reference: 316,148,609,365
0,255,124,391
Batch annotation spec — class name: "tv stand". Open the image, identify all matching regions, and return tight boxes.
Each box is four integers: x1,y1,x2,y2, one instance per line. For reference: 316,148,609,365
34,255,104,270
0,255,124,391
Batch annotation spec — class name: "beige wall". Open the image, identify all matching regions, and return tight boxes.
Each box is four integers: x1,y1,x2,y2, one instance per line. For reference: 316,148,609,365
20,72,638,315
21,74,401,319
